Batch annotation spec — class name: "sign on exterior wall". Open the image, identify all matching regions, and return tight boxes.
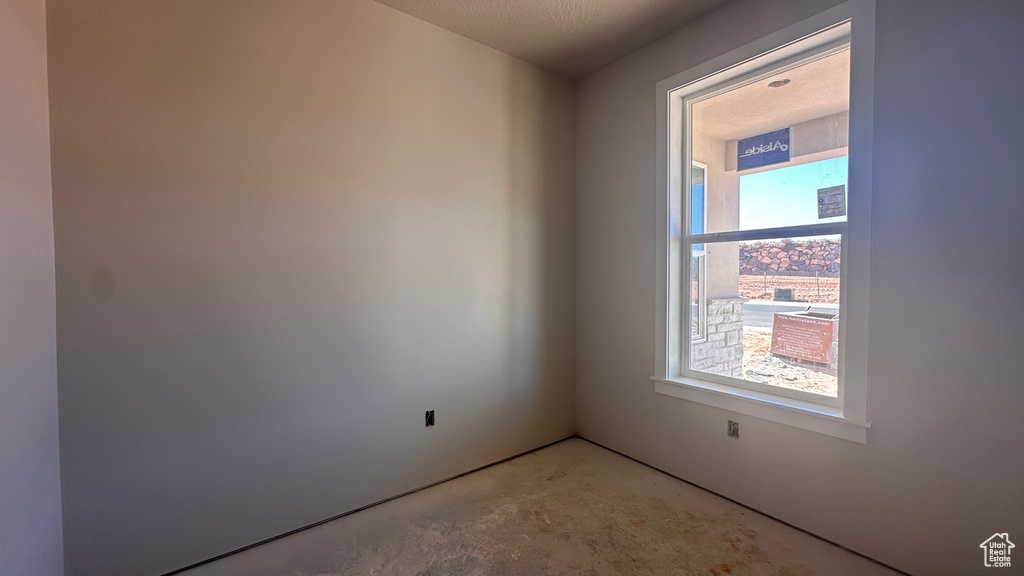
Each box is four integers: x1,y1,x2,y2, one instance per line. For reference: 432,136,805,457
817,185,846,218
737,127,790,171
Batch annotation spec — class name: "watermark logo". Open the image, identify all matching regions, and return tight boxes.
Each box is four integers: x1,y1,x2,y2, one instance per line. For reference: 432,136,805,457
980,533,1014,568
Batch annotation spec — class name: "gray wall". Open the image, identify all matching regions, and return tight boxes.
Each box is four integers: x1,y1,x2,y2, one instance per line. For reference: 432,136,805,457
47,1,575,574
0,0,64,574
575,0,1024,575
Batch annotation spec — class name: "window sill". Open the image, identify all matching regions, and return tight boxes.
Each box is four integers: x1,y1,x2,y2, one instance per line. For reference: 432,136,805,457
651,376,869,443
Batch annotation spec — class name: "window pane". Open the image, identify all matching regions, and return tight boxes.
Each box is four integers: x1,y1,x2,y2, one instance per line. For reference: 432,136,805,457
690,49,850,235
739,157,847,230
690,254,704,339
689,164,707,340
691,164,705,235
689,234,840,398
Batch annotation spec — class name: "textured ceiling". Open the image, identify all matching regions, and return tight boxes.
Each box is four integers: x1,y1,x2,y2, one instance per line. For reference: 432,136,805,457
693,49,851,141
371,0,736,78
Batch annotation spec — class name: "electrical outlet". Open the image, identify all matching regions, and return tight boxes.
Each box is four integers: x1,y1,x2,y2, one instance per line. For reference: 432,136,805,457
727,420,739,438
425,410,435,427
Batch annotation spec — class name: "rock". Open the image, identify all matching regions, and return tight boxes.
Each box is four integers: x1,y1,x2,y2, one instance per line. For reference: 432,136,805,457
738,239,841,280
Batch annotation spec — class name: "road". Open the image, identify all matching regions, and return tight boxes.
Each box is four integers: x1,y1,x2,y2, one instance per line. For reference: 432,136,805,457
742,301,839,328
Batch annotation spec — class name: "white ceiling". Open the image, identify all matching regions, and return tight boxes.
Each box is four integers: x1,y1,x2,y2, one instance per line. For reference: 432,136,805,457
371,0,736,78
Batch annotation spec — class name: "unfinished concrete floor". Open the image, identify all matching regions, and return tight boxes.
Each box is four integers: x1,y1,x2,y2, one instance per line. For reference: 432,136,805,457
184,438,900,576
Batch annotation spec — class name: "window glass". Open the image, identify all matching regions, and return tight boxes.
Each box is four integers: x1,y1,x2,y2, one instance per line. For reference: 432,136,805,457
691,164,705,235
689,49,850,236
690,164,707,340
739,157,848,231
684,47,850,400
689,235,840,397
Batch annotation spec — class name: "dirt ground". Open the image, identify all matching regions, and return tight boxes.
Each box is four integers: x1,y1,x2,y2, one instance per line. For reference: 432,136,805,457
738,275,840,305
741,327,837,397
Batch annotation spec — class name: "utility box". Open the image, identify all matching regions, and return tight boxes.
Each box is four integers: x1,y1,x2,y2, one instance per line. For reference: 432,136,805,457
773,287,795,301
770,311,838,371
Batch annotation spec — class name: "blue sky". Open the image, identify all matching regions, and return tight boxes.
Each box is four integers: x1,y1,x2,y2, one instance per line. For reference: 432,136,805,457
739,156,848,230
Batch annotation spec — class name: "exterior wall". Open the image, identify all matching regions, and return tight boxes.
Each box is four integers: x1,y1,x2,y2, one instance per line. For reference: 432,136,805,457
726,111,849,171
692,120,743,377
575,1,1024,575
48,1,576,574
690,297,746,378
0,0,65,574
693,127,741,299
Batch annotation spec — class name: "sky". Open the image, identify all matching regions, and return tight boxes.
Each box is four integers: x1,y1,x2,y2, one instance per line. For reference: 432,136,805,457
738,156,848,231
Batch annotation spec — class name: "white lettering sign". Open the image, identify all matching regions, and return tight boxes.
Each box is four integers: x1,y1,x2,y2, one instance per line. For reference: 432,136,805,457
739,141,789,158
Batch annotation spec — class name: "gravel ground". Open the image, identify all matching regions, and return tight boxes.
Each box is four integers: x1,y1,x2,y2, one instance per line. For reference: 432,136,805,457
741,327,837,397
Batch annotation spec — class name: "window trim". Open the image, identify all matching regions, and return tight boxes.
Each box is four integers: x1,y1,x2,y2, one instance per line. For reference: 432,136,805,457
653,0,874,443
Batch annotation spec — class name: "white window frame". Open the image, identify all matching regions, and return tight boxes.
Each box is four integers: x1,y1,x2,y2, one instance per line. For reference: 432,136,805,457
652,0,874,443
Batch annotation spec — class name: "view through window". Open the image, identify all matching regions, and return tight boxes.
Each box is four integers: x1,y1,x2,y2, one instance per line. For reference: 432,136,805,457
684,47,850,401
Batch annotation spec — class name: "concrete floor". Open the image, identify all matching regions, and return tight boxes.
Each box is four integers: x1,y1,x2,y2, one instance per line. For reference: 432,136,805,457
184,438,901,576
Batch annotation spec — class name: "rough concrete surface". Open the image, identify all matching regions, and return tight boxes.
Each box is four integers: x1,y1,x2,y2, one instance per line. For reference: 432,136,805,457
184,438,900,576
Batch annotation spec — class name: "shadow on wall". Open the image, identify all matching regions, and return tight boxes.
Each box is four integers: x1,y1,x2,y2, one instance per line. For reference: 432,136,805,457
498,62,576,431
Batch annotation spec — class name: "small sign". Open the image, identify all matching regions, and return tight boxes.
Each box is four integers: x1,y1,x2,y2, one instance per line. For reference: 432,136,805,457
737,128,790,170
817,185,846,218
771,312,838,370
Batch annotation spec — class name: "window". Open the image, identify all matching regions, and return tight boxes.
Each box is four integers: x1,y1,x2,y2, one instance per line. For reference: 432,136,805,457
690,162,707,341
654,0,875,442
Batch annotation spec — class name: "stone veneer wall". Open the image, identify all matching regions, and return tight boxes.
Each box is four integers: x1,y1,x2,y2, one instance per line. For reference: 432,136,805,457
691,296,746,378
739,239,840,277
